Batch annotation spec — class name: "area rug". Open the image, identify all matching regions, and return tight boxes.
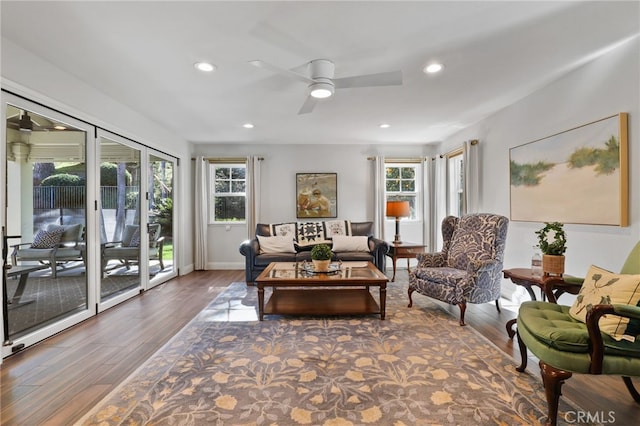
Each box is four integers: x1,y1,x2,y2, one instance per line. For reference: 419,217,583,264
76,282,587,426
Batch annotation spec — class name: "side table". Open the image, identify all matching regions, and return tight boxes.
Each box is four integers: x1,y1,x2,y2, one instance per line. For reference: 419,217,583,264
386,242,426,282
502,268,582,338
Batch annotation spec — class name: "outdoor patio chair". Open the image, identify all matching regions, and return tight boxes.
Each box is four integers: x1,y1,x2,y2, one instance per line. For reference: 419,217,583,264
101,223,164,272
11,223,85,278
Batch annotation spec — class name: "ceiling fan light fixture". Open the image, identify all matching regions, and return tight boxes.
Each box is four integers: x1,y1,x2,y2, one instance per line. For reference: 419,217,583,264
309,81,334,99
19,111,33,132
194,62,216,72
423,63,444,74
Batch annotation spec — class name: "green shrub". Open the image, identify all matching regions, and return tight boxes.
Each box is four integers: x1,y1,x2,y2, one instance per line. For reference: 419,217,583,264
40,173,84,186
100,163,132,186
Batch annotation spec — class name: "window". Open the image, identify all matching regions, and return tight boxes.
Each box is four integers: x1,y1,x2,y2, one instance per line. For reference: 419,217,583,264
447,152,464,217
210,163,246,222
385,163,419,219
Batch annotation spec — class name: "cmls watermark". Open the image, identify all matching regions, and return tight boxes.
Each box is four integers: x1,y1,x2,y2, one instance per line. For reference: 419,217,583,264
565,411,616,424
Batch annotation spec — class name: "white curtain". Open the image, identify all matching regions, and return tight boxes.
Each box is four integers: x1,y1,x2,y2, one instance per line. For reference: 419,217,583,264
433,155,448,251
422,157,435,251
246,156,262,239
194,156,208,270
372,156,386,239
463,140,480,214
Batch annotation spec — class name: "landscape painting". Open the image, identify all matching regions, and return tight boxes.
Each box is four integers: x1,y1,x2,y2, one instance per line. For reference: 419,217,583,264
510,113,628,226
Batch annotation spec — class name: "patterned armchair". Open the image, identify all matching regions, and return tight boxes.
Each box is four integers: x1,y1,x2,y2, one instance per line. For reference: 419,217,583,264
408,213,509,325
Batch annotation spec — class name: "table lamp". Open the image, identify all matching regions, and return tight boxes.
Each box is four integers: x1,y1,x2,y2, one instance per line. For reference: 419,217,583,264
386,200,410,244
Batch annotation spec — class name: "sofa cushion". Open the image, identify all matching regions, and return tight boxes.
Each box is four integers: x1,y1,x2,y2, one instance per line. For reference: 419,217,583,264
269,222,297,239
257,235,296,254
332,235,369,252
569,264,640,342
518,301,640,358
296,222,329,247
323,220,352,239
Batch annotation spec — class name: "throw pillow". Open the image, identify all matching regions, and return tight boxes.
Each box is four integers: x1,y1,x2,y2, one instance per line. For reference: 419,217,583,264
257,235,296,254
31,227,65,249
331,235,370,252
296,222,329,247
569,264,640,342
128,228,141,247
270,222,297,239
323,220,352,239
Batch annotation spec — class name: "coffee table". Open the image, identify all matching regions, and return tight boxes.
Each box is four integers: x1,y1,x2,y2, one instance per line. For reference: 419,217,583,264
254,261,389,320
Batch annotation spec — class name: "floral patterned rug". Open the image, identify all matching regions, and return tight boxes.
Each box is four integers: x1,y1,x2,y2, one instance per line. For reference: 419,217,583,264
76,282,585,425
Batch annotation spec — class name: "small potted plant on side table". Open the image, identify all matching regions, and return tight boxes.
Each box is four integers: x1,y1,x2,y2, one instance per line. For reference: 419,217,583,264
535,222,567,276
310,243,333,272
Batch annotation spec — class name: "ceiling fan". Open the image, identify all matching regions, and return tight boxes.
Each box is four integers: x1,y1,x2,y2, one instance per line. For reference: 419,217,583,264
6,109,67,132
249,59,403,114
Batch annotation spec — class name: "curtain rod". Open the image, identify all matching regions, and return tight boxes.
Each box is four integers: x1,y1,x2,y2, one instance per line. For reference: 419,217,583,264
366,157,427,162
190,157,264,161
439,139,479,158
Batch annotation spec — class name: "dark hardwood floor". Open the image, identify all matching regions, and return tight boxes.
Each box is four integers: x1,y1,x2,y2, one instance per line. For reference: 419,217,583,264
1,269,637,425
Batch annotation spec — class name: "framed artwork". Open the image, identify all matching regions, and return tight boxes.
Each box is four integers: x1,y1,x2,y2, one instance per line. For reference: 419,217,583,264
509,112,628,226
296,173,337,218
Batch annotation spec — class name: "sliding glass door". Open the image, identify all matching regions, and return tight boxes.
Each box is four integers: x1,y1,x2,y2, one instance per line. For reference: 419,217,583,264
2,93,180,357
97,130,143,311
147,151,177,289
2,95,96,356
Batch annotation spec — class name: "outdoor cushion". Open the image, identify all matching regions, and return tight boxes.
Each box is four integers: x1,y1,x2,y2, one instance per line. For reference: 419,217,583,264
31,227,65,248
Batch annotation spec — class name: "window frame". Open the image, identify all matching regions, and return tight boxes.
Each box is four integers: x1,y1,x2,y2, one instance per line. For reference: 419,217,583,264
209,161,247,224
384,161,422,220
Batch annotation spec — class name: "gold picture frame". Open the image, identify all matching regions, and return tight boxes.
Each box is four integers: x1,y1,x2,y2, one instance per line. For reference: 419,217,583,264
296,173,337,218
509,112,628,226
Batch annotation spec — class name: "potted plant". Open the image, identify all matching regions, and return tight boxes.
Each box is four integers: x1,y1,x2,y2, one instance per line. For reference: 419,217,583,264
310,243,333,272
535,222,567,276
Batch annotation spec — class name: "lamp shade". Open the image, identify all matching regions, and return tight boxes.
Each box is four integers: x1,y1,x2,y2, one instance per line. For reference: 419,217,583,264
386,200,410,218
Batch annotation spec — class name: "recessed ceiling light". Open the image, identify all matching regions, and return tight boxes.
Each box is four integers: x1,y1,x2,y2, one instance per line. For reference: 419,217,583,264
53,125,67,130
194,62,216,72
379,123,390,129
243,123,255,129
423,63,443,74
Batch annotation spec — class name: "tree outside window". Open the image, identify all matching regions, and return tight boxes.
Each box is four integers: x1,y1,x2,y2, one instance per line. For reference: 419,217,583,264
211,164,246,222
385,164,418,219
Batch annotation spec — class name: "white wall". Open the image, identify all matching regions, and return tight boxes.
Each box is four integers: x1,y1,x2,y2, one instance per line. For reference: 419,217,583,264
440,37,640,300
1,39,195,274
192,144,436,269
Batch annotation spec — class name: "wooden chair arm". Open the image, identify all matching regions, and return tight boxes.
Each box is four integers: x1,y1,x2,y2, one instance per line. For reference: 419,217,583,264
585,303,640,374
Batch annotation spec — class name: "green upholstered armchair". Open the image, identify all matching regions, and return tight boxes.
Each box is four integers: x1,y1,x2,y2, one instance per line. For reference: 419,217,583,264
515,241,640,426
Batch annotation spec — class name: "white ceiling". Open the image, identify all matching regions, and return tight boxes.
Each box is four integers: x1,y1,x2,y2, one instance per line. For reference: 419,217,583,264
1,1,639,145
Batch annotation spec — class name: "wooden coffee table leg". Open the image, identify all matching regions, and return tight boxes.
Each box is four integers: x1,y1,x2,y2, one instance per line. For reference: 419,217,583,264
380,283,386,320
257,283,265,321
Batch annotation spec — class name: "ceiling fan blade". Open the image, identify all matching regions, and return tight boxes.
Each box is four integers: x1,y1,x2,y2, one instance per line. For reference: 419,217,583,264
334,70,403,89
298,95,318,115
248,60,312,85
